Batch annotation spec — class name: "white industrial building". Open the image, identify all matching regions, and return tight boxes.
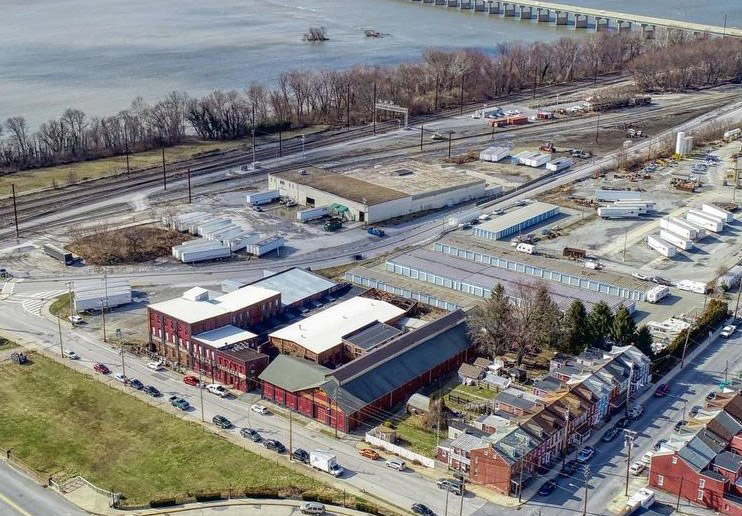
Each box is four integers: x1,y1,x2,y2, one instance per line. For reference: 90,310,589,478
269,164,487,224
73,278,132,312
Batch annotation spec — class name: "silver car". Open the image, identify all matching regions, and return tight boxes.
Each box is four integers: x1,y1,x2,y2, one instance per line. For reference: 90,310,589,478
300,501,325,514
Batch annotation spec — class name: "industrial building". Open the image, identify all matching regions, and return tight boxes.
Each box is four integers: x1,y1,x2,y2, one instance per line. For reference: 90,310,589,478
473,202,560,240
383,248,633,313
268,296,408,366
436,235,650,301
247,267,342,310
73,278,132,312
259,310,475,432
268,163,487,223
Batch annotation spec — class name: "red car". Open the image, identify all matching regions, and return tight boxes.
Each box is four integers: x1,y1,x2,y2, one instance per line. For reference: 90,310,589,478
654,384,670,397
183,375,200,387
93,363,110,374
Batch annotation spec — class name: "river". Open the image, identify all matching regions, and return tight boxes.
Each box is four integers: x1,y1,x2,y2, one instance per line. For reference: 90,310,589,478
2,0,740,128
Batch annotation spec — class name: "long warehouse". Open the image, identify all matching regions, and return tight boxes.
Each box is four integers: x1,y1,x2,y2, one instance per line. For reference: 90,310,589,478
473,202,560,240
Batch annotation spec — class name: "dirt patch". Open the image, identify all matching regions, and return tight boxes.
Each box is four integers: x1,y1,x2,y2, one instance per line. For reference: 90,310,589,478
69,226,191,265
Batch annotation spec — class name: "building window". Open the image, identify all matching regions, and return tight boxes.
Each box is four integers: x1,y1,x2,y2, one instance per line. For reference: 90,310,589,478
657,475,664,487
697,489,704,500
699,479,705,489
672,456,677,464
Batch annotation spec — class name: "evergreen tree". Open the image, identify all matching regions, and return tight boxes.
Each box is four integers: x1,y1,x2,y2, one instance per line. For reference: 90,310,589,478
611,305,637,346
560,300,590,354
635,325,654,358
467,284,514,359
588,301,614,349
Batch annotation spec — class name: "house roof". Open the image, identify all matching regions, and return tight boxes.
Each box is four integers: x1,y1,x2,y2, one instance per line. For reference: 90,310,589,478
702,469,726,481
258,354,331,393
721,394,742,421
473,357,492,369
192,325,257,348
678,436,718,472
493,426,543,465
459,363,485,379
715,451,742,473
496,390,538,412
322,310,471,414
708,410,742,442
269,297,405,354
451,433,487,453
248,267,337,307
343,321,402,351
534,375,564,393
696,428,728,454
483,373,511,390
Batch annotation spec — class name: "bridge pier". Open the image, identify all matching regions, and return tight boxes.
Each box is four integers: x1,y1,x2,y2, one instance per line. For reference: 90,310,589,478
487,1,500,14
595,16,610,31
575,14,588,29
536,8,550,22
555,10,569,25
423,0,433,4
435,0,446,4
475,0,486,12
519,5,532,19
618,20,632,33
460,0,472,9
641,23,656,39
503,3,517,17
447,0,458,7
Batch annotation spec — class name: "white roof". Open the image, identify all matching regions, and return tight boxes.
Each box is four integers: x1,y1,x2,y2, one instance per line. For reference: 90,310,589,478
269,297,405,354
73,278,131,302
149,285,280,324
193,325,257,348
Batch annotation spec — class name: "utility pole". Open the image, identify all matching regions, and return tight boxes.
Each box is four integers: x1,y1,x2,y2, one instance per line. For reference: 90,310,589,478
622,229,628,261
562,412,570,469
582,466,591,516
120,340,127,380
187,168,192,204
624,430,636,496
251,129,256,169
459,482,465,516
676,477,683,511
198,363,205,423
66,281,75,323
373,82,377,135
459,74,465,115
725,360,729,384
161,146,167,191
278,129,282,157
100,298,108,343
57,315,64,357
124,121,131,179
625,364,634,417
11,184,19,239
448,131,453,159
594,112,600,144
680,328,691,369
346,83,351,131
289,408,293,457
444,486,450,516
420,125,424,151
734,284,741,322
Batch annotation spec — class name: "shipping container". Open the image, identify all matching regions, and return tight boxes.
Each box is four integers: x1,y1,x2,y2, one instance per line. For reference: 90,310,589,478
686,210,724,232
676,279,709,294
702,203,733,223
523,154,551,168
297,206,329,222
246,190,280,206
659,217,696,241
646,285,669,304
594,189,642,202
546,157,573,172
479,146,510,162
647,235,677,258
597,206,641,219
43,244,73,265
659,230,693,250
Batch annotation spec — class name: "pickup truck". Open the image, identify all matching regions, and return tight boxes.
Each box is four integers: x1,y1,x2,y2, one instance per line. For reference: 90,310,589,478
206,384,229,398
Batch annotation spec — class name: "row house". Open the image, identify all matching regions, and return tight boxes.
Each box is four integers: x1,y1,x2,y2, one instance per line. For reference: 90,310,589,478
650,393,742,515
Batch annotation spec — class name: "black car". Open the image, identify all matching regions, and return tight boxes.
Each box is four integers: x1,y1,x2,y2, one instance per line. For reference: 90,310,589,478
654,439,668,451
129,378,144,390
240,428,262,442
651,276,672,286
706,392,716,401
538,480,557,496
292,448,310,463
212,415,232,429
411,503,436,516
690,405,702,417
615,417,631,429
601,427,620,442
674,420,686,432
264,439,286,453
560,460,579,477
144,385,161,397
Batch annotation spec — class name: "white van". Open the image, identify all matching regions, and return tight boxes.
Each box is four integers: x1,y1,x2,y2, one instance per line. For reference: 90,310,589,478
516,243,535,255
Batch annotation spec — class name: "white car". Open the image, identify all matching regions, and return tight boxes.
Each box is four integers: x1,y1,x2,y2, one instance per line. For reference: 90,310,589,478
207,384,229,398
147,361,164,371
63,350,80,360
385,458,406,471
628,406,644,420
641,451,655,465
630,462,646,475
631,273,648,281
576,446,594,463
68,315,83,324
251,403,269,415
721,325,737,338
114,373,128,383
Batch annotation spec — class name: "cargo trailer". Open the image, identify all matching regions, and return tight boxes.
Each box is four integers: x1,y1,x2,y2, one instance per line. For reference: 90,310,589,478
594,189,642,202
676,279,709,294
546,157,573,172
718,265,742,291
74,278,132,312
647,235,677,258
660,230,693,250
646,285,669,304
246,190,280,206
297,206,329,222
659,217,696,241
702,204,733,223
515,151,540,165
43,244,73,265
244,235,284,257
723,128,741,142
197,219,232,237
597,206,641,219
674,218,707,240
178,244,231,263
686,210,724,232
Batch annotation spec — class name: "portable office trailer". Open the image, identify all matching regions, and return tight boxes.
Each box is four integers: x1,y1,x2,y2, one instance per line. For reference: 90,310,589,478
718,265,742,291
659,230,693,250
246,190,280,206
597,206,641,219
594,189,642,202
646,285,669,304
297,206,330,222
546,158,573,172
702,204,733,223
686,210,724,232
659,217,696,241
677,279,709,294
647,235,677,258
245,235,284,257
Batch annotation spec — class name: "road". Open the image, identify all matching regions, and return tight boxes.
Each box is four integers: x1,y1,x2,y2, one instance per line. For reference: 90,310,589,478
0,461,85,516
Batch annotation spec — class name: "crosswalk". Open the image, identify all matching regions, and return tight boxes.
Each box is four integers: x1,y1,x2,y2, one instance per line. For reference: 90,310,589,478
0,281,15,295
5,289,66,318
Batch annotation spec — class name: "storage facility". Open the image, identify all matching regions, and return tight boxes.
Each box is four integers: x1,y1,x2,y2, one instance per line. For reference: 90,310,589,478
472,202,559,240
73,278,132,312
546,158,573,172
686,210,724,232
594,189,642,202
479,146,510,163
269,164,486,224
659,230,693,250
647,235,677,258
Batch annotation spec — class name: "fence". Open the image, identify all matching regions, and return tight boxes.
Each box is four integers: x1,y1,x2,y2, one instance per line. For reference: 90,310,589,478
364,433,435,469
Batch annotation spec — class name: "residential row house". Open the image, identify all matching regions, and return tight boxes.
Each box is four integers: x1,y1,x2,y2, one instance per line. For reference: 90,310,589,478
436,345,651,496
650,393,742,515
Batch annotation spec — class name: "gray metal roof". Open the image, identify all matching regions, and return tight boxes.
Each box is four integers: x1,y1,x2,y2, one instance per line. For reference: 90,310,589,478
495,391,537,412
343,321,402,351
534,375,564,393
696,428,728,453
249,267,336,307
677,436,717,472
258,355,331,393
475,202,559,236
715,451,742,473
451,433,487,453
708,411,742,442
494,426,543,465
407,393,431,412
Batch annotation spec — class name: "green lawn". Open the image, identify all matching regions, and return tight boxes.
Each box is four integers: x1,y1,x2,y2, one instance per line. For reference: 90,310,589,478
0,354,337,505
0,337,18,351
451,383,499,401
49,293,72,320
395,415,441,458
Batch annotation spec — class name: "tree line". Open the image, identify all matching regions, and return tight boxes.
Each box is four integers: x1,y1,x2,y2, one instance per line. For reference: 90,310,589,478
2,31,740,172
467,282,653,366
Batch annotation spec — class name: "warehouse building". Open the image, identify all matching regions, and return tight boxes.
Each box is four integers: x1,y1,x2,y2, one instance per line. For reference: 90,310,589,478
259,310,475,432
247,267,341,310
473,202,560,240
73,278,132,312
436,235,649,302
269,164,486,224
268,296,408,366
383,248,633,313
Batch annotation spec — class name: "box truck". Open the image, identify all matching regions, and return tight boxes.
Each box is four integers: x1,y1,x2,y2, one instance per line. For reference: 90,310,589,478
310,451,344,477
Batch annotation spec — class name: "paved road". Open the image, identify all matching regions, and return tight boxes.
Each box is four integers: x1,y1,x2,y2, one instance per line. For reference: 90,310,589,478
0,461,85,516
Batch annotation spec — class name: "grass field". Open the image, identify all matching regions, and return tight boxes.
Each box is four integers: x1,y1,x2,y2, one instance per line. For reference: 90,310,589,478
395,415,440,458
0,354,336,505
0,337,18,351
49,293,72,320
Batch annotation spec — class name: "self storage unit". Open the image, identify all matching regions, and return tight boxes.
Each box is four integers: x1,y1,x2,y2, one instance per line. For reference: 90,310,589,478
473,202,560,240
